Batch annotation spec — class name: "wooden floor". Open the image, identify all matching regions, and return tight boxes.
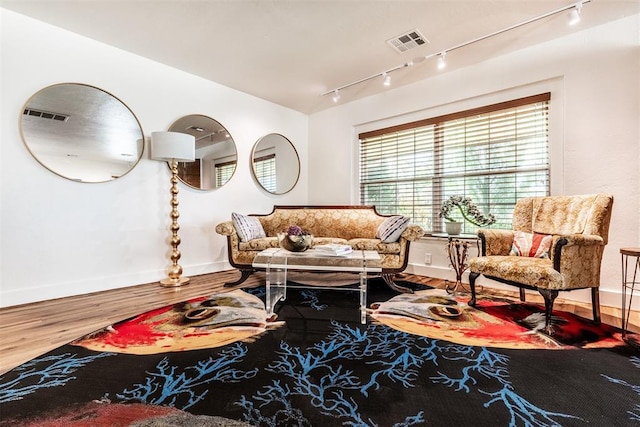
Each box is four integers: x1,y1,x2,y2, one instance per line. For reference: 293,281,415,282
1,270,638,375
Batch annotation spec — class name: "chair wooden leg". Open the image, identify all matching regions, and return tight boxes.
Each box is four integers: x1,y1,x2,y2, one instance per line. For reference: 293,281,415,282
591,287,601,324
468,272,480,307
538,288,559,334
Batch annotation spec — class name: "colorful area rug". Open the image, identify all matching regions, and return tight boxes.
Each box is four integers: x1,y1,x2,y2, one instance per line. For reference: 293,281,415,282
1,279,639,426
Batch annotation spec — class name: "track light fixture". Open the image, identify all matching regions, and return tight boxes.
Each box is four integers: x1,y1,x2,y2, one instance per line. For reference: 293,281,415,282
568,3,582,26
321,61,413,100
437,52,447,70
383,72,391,86
321,0,590,102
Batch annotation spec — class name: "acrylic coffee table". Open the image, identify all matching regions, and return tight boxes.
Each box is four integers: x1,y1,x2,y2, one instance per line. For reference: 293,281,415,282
252,248,382,324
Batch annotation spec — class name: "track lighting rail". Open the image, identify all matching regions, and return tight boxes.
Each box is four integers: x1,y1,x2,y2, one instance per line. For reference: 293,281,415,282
322,0,590,102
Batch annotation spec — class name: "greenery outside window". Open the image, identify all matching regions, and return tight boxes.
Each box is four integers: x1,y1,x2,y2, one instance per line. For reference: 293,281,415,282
359,93,550,234
215,160,236,188
253,153,277,193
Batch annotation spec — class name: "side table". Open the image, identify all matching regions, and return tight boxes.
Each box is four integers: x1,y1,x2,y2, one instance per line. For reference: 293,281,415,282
432,233,480,294
621,247,640,346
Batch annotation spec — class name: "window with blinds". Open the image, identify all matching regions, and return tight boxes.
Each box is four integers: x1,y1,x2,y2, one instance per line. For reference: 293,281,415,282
253,153,277,193
359,93,550,234
215,160,236,188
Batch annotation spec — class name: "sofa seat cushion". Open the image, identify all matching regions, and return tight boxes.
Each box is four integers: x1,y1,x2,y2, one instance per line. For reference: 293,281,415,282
238,237,279,251
312,237,349,246
349,238,401,254
238,236,348,251
469,256,563,290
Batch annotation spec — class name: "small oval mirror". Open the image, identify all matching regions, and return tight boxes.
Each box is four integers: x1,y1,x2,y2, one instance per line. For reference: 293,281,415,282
251,133,299,194
168,115,237,190
20,83,144,183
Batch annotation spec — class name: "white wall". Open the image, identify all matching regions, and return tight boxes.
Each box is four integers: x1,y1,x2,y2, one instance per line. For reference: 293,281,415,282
308,15,640,309
0,9,309,306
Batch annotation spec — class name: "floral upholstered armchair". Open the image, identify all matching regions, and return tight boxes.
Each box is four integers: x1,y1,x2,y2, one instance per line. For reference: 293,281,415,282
468,194,614,333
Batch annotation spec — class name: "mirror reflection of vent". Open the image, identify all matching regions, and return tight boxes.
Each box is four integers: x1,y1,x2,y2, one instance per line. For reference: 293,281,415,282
23,108,70,122
386,29,429,53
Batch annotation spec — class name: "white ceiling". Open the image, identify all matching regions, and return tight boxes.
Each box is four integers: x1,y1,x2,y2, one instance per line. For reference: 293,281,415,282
2,0,638,114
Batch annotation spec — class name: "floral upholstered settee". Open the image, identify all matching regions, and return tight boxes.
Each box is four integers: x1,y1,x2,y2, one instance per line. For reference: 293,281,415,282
215,205,424,292
468,193,614,333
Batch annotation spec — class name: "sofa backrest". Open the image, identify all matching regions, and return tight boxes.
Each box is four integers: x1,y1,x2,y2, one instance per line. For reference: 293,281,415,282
512,194,613,243
254,205,388,240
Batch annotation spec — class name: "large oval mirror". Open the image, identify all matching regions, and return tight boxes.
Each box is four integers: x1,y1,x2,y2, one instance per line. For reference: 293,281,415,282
251,133,300,194
168,115,237,190
20,83,144,183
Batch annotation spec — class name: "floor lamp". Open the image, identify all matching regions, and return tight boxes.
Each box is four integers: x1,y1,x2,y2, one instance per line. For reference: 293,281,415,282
150,131,196,287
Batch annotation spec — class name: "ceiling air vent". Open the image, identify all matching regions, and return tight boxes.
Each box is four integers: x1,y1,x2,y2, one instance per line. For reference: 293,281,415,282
23,108,70,122
386,29,429,53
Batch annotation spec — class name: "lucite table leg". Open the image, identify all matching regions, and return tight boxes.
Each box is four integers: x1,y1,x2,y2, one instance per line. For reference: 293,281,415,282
266,255,287,318
359,270,367,324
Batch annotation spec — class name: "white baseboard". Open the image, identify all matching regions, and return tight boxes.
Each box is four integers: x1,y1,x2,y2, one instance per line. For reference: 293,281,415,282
0,261,231,308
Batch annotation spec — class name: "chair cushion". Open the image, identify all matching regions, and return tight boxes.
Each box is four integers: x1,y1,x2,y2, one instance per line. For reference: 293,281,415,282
510,231,552,258
531,194,598,235
469,256,563,289
376,215,410,243
232,212,266,242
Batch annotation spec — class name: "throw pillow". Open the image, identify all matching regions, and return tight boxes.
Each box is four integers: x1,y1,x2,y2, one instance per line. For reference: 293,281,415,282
510,231,552,258
231,212,266,242
376,215,410,243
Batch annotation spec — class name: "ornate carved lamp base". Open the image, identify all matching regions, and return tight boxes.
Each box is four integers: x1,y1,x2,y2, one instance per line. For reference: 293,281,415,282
159,159,189,288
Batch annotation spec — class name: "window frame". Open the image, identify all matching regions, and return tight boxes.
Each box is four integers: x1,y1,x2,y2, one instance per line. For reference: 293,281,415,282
357,92,552,234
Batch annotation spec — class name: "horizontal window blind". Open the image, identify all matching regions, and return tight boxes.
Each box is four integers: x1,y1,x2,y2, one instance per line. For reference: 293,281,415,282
254,154,276,193
215,160,236,188
359,93,550,234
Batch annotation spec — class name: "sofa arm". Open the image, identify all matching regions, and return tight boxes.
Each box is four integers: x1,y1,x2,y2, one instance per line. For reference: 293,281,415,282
554,234,606,289
400,224,425,241
215,221,247,269
477,229,514,256
555,234,604,248
215,221,236,236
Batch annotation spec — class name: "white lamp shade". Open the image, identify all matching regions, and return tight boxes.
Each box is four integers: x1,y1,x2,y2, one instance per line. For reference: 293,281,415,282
150,131,195,162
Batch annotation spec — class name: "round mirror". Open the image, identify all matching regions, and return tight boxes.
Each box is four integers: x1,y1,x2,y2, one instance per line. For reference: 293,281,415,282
168,115,237,190
20,83,144,183
251,133,300,194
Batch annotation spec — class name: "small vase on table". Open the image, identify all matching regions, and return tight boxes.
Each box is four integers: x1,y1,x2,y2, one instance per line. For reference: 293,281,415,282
445,221,463,236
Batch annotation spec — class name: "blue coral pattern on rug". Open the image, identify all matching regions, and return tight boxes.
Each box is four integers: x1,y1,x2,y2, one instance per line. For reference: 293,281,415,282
0,352,115,404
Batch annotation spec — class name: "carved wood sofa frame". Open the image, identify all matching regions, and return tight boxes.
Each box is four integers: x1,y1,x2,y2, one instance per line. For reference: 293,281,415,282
215,205,424,293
